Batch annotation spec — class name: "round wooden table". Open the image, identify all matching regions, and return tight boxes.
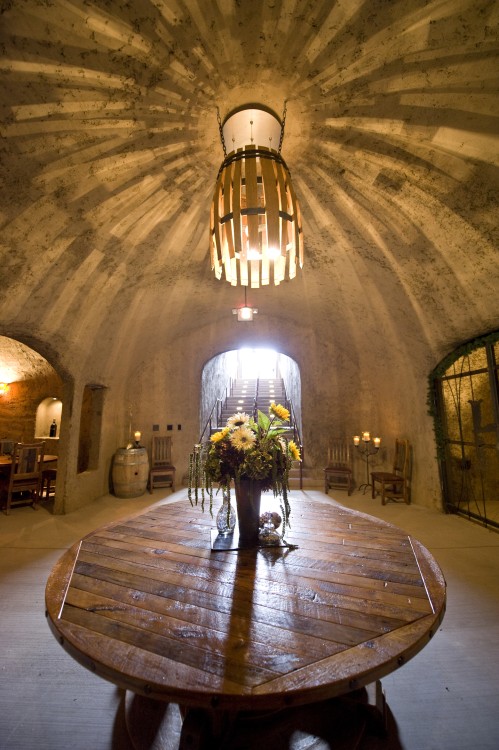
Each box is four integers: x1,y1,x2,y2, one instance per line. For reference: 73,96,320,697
45,495,446,749
0,453,58,465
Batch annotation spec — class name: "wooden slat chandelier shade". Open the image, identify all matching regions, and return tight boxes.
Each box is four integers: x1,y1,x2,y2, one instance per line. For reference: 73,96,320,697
210,105,303,287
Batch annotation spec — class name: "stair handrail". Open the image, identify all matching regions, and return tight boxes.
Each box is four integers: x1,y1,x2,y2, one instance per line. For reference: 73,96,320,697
253,377,259,421
198,377,233,443
218,376,233,427
285,395,303,490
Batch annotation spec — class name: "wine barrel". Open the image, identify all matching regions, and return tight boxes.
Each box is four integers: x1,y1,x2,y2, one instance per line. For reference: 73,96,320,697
112,447,149,498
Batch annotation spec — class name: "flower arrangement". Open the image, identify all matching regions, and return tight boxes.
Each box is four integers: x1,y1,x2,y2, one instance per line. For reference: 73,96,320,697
188,403,301,533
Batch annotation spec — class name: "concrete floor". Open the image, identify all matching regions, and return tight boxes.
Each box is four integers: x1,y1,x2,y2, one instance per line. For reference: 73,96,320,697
1,488,498,750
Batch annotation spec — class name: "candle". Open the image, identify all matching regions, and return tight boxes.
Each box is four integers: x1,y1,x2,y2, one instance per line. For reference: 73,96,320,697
362,431,370,442
374,436,381,448
134,431,141,441
353,435,360,446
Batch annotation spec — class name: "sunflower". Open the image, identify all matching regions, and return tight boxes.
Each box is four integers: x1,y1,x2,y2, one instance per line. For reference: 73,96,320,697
210,427,230,443
227,412,250,429
230,426,256,451
270,402,290,422
288,440,301,461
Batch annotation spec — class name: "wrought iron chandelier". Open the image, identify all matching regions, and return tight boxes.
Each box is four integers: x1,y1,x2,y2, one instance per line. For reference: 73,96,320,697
210,103,303,287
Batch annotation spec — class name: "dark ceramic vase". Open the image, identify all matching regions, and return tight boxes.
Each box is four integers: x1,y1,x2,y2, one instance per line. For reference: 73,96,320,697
234,478,264,546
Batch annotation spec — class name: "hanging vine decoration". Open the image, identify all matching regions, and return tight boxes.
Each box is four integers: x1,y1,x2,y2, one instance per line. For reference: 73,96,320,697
188,443,214,516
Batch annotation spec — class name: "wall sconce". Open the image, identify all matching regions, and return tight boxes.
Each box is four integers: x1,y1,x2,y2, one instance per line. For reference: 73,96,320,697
0,383,10,395
232,287,258,322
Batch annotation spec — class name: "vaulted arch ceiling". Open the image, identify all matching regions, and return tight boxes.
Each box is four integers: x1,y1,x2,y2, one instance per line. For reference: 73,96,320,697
0,0,497,381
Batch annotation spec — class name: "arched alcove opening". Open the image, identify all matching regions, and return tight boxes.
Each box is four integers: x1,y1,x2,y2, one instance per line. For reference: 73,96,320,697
35,397,62,439
77,384,106,474
200,348,302,442
0,335,64,445
0,334,65,509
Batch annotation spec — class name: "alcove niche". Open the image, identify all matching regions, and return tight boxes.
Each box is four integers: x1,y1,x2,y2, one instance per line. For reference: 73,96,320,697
35,397,62,439
77,384,106,474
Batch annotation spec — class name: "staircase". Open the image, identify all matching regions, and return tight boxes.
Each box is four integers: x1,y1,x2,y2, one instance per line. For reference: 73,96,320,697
219,378,288,426
219,378,257,424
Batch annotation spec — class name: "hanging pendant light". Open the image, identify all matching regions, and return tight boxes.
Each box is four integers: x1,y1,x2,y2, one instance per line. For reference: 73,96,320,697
210,103,304,287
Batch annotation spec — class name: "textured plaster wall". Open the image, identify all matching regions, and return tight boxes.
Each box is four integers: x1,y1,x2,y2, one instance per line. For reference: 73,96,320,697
200,351,238,440
0,307,452,513
123,313,443,510
0,0,497,514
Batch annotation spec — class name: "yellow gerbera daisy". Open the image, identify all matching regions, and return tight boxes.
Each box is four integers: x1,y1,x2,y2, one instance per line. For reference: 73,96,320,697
230,426,256,451
270,402,290,422
288,440,301,461
227,412,250,429
210,427,229,443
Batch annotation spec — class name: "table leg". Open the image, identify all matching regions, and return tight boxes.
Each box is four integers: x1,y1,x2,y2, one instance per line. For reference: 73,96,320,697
124,682,392,750
178,707,212,750
125,692,182,750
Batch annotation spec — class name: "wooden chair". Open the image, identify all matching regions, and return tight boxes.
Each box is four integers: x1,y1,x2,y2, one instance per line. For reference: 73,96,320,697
1,441,45,514
0,439,15,455
41,467,57,501
324,438,355,495
148,435,175,493
371,438,411,505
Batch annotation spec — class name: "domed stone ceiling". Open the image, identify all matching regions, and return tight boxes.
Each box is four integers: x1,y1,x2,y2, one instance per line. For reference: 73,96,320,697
0,1,498,509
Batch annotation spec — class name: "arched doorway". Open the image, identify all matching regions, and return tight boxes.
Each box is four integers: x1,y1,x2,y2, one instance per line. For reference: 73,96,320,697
237,348,278,379
200,348,302,442
0,335,64,445
430,331,499,529
0,335,64,509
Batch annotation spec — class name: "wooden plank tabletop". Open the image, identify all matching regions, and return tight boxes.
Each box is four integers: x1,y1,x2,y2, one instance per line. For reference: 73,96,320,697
45,495,446,713
0,454,58,465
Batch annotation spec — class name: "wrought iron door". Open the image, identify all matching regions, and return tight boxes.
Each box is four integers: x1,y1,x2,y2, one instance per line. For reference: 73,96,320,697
432,334,499,529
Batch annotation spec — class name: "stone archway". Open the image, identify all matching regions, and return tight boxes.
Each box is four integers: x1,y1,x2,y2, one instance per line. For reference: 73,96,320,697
200,348,302,441
430,331,499,530
0,335,64,445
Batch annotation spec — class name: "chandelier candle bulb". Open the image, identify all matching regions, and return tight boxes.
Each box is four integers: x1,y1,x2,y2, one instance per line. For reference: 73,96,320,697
362,432,370,442
374,437,381,448
353,435,360,446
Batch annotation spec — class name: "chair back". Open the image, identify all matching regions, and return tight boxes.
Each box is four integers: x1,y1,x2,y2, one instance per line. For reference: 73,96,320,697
11,441,45,477
327,438,352,468
392,438,409,477
0,439,15,455
151,435,173,467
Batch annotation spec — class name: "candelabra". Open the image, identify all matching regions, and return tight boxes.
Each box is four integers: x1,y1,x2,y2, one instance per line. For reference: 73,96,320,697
353,432,381,494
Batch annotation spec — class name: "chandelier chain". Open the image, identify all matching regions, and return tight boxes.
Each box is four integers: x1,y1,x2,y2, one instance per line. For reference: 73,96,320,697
278,100,287,154
216,107,227,158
